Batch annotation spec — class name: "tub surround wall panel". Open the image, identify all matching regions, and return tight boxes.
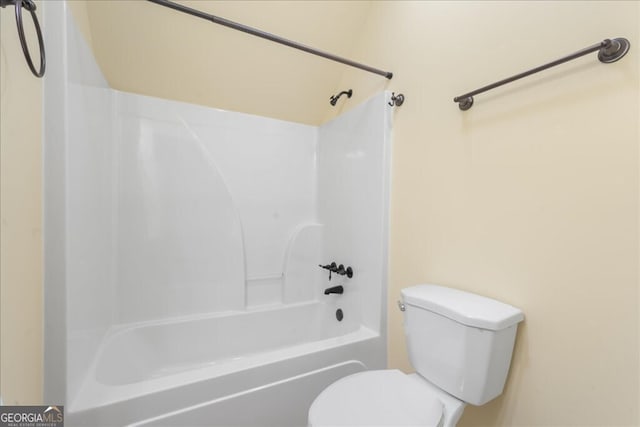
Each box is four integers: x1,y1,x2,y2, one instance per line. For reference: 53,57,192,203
188,115,318,307
190,119,318,280
66,14,115,397
66,84,114,403
42,0,67,405
39,2,69,403
57,3,322,328
283,224,324,304
115,95,246,321
318,92,391,334
114,93,318,317
43,1,117,405
61,87,391,423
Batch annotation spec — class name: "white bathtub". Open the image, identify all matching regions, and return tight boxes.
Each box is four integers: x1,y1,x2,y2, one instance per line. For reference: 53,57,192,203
67,301,385,426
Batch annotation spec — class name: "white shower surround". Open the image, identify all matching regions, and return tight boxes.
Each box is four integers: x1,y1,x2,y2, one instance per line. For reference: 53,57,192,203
43,2,392,425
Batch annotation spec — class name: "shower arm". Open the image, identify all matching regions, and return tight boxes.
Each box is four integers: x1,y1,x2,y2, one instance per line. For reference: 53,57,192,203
330,89,353,106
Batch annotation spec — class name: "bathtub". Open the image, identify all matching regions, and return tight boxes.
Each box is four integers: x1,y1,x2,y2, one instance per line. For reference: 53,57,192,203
67,301,385,426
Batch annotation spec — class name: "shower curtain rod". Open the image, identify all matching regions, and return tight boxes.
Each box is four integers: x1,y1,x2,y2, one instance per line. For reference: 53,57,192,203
147,0,393,79
453,37,630,111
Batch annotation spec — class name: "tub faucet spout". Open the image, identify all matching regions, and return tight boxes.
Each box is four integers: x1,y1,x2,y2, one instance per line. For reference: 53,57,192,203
324,285,344,295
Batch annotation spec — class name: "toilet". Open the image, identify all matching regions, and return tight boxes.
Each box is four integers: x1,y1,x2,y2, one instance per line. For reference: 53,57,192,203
308,284,524,426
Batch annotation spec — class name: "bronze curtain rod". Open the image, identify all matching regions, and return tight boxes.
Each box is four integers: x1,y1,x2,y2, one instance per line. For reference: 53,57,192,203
147,0,393,80
453,37,630,111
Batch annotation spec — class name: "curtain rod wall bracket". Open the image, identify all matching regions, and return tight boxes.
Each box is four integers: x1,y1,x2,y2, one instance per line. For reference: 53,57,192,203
457,96,473,111
454,37,630,111
598,38,630,63
388,92,405,107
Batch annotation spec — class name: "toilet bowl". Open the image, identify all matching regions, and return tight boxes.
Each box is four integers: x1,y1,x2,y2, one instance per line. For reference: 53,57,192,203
309,370,465,427
308,284,524,427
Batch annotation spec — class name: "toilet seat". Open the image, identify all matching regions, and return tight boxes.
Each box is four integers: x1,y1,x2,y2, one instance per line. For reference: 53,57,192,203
308,370,445,427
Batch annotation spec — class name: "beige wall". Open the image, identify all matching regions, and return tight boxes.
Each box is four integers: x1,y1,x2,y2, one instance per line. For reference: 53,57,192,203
0,1,43,404
3,2,639,425
79,0,372,126
328,1,639,425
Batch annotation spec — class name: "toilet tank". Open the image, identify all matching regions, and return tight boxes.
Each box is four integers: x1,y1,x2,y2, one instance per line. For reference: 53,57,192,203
401,285,524,406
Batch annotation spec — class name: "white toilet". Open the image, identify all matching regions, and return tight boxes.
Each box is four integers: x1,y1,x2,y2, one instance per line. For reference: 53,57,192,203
308,284,524,426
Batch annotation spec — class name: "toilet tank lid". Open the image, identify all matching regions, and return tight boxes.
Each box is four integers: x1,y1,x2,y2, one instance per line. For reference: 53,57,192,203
401,284,524,330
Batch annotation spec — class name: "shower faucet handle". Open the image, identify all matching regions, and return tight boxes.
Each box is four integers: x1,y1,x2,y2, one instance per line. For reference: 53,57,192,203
319,262,353,280
336,264,354,278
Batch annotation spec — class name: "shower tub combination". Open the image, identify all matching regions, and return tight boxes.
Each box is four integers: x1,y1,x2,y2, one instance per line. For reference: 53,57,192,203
44,2,392,426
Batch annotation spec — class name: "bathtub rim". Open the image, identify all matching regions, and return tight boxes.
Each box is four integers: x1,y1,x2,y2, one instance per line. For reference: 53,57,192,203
69,314,379,414
91,299,362,387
